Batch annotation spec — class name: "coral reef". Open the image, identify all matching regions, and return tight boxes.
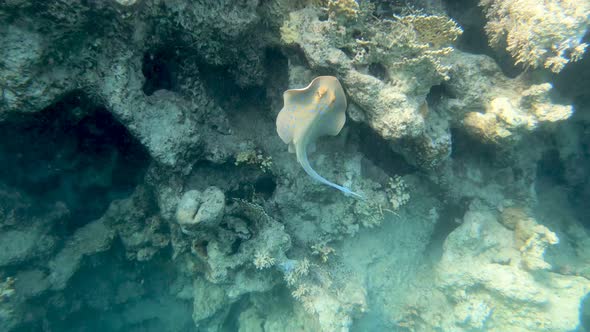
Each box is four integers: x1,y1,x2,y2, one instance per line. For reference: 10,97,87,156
176,187,225,230
428,203,589,331
280,5,463,168
0,0,589,331
480,0,590,72
441,51,573,145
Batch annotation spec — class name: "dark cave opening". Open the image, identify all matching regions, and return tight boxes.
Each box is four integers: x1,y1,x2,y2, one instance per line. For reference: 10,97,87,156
196,62,237,95
536,148,567,185
195,57,268,114
221,296,251,331
356,123,418,178
188,160,278,202
426,83,456,107
229,237,243,255
254,176,278,200
450,127,505,165
368,63,389,82
0,91,150,233
443,0,490,54
443,0,522,78
425,198,470,262
142,48,178,95
19,240,193,332
548,32,590,231
552,32,590,101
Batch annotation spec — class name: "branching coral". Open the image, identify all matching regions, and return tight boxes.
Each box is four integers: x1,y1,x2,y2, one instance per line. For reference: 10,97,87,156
386,175,410,210
311,243,336,263
327,0,360,23
281,256,367,332
234,149,273,173
343,11,462,86
253,250,276,269
480,0,590,72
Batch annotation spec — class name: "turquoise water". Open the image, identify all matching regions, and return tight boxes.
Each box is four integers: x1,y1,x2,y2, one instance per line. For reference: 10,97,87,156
0,1,589,331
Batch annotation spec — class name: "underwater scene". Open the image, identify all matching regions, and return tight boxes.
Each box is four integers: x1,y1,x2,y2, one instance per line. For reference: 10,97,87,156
0,0,589,331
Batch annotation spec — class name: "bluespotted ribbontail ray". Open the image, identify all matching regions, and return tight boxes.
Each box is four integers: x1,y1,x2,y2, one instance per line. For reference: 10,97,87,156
276,76,364,199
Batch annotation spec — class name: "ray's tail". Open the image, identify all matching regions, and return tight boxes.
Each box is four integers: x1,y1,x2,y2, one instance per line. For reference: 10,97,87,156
296,144,365,200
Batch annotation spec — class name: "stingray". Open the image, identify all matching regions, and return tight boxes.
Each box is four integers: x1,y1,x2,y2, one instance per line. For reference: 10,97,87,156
276,76,363,199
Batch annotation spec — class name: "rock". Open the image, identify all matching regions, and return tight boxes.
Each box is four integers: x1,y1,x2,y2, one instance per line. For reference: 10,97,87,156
176,187,225,229
0,229,54,267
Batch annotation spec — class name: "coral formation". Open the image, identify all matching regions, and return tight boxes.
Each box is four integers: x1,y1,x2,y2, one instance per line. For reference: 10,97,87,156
463,83,572,144
176,187,225,230
253,250,276,269
441,51,573,145
428,203,590,331
0,0,589,331
234,149,274,173
280,5,462,168
385,175,410,210
480,0,590,72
